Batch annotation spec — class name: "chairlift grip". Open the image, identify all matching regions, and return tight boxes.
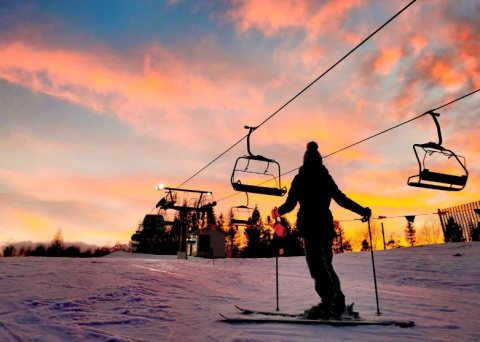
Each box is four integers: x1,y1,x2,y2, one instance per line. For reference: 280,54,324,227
427,111,442,146
245,126,258,157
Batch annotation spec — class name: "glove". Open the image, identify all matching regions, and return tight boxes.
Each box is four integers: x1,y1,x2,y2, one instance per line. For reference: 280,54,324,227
271,208,280,220
361,207,372,222
273,222,286,238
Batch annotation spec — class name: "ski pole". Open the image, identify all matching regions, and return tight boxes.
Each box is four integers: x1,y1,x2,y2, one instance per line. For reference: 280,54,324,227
271,209,285,312
366,218,382,316
276,252,279,311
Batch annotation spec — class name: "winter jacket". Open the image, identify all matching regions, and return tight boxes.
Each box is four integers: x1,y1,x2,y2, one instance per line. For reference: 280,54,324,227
278,162,366,239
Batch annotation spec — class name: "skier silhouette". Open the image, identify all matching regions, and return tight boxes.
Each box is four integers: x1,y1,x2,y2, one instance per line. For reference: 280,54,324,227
271,141,371,319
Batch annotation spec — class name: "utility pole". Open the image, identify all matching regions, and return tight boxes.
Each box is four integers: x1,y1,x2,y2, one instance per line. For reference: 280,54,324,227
381,222,386,250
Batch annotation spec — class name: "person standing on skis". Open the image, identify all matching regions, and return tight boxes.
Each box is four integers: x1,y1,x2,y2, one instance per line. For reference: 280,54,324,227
271,141,371,319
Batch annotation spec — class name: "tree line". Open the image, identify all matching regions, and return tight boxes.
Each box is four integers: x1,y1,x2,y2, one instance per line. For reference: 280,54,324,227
132,204,476,257
132,205,357,258
2,229,117,258
4,208,472,258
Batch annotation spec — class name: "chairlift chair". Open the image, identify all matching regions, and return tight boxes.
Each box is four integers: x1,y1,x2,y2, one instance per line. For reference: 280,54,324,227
231,205,254,225
407,112,468,191
141,214,167,231
156,187,215,211
230,193,254,225
231,126,287,196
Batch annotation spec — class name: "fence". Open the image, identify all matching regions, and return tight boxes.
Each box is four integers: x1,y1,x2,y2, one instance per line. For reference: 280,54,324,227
438,201,480,242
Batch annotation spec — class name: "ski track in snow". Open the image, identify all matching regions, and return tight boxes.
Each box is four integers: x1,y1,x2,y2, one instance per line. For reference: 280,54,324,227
0,243,479,341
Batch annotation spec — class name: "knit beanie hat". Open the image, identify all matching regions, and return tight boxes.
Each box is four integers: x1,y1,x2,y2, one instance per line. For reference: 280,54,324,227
303,141,322,164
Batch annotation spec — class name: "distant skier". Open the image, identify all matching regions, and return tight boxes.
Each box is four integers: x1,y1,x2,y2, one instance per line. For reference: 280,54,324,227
271,141,371,319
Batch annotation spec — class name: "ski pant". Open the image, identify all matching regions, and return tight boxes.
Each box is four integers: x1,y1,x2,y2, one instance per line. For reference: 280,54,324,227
304,236,345,310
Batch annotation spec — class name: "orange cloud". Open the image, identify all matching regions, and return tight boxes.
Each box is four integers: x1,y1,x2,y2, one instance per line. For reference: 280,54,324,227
374,47,404,75
409,34,427,55
228,0,308,36
431,60,468,91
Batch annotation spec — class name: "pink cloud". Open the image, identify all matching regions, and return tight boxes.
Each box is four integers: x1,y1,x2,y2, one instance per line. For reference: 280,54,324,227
0,40,272,147
306,0,366,40
227,0,366,40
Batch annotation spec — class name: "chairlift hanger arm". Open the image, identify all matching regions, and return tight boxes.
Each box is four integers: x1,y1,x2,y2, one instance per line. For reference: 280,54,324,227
245,126,257,157
233,192,250,208
243,126,277,162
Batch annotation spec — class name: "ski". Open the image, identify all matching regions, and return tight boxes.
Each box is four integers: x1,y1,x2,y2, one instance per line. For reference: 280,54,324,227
234,304,361,321
234,304,302,317
220,313,415,328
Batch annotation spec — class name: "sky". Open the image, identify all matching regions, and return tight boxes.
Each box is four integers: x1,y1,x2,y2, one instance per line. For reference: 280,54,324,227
1,0,479,247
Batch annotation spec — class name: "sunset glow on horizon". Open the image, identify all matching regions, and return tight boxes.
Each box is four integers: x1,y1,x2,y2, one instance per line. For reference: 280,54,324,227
1,1,479,248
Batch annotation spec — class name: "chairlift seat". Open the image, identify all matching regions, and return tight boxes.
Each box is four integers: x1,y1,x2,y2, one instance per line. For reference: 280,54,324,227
232,181,287,197
420,169,467,186
231,218,251,225
408,173,467,191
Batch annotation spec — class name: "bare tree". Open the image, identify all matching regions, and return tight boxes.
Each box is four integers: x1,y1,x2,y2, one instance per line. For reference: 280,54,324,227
386,234,403,249
418,217,442,245
362,221,380,251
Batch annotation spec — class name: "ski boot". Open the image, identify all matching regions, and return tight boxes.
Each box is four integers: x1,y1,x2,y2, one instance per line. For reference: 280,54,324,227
337,303,361,321
304,303,336,320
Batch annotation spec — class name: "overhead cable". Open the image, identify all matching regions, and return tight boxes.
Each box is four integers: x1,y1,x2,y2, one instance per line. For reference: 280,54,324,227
176,0,418,189
216,88,480,202
281,87,480,178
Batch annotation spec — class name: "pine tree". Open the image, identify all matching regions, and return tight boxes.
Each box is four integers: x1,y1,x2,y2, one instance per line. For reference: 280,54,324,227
3,245,16,257
242,205,272,257
281,217,304,256
404,221,416,247
361,239,370,251
47,229,64,256
444,217,464,242
201,204,217,229
471,223,480,242
225,211,241,257
332,220,352,254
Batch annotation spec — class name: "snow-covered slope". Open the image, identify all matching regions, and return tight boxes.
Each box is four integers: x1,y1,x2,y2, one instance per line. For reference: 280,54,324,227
1,243,479,341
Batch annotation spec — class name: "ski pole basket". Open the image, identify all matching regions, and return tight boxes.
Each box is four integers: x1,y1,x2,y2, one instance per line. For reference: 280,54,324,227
407,112,468,191
231,126,287,196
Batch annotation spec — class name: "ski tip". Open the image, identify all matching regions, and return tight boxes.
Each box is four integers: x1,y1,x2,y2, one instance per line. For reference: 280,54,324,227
234,304,255,315
219,313,230,320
